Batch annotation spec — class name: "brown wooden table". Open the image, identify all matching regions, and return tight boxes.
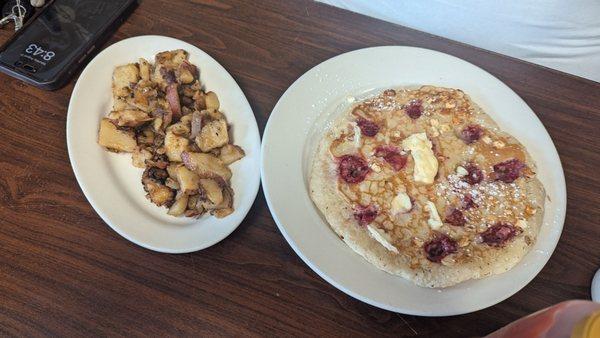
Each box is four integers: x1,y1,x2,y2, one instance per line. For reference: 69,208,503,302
1,0,599,336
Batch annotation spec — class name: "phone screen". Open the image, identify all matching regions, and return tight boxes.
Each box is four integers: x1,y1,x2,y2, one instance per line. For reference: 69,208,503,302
0,0,131,82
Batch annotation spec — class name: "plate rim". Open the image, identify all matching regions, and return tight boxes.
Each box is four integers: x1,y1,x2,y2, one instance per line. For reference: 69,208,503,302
261,45,566,315
67,35,261,254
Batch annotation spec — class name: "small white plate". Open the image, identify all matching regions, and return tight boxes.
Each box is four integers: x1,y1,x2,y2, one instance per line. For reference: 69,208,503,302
261,46,566,316
67,36,261,253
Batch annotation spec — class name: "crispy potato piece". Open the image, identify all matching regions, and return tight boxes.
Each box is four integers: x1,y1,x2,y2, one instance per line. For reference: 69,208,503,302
108,109,152,127
136,127,155,145
203,186,232,212
193,91,206,110
143,180,174,207
139,58,151,81
113,98,135,111
181,152,232,181
167,195,189,216
169,121,190,137
130,84,157,112
165,177,180,190
132,147,152,168
199,178,223,205
98,118,136,152
164,129,190,162
176,62,195,84
174,165,200,194
155,49,188,68
219,144,245,165
187,194,199,209
152,65,167,90
112,64,139,97
196,119,228,152
213,207,234,218
205,91,220,111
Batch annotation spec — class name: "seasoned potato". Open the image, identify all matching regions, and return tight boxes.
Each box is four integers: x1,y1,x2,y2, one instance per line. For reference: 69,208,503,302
100,50,242,219
181,152,232,181
169,122,190,137
112,63,139,97
98,118,136,152
108,109,152,127
219,144,245,165
164,130,190,162
213,207,234,218
143,180,174,206
205,91,220,111
139,58,151,81
167,195,189,216
113,98,134,111
199,178,223,205
193,91,206,110
132,147,152,168
155,49,188,68
130,84,157,112
196,119,228,152
174,165,200,194
176,62,195,84
203,186,232,211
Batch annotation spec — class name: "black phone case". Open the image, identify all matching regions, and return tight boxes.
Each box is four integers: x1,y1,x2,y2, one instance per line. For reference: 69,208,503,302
0,0,138,90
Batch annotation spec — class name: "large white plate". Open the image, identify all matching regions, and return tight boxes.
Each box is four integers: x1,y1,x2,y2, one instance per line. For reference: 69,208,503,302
67,36,261,253
261,46,566,316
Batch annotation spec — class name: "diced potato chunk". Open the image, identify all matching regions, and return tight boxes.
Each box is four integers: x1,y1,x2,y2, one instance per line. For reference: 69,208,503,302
177,62,195,84
181,152,232,181
139,58,151,81
167,195,189,216
132,147,152,168
98,118,136,152
108,109,152,127
205,91,219,111
112,64,139,97
174,165,200,194
144,180,174,207
164,130,190,162
219,144,245,165
213,207,234,218
155,49,188,68
113,98,134,111
199,178,223,205
196,119,228,152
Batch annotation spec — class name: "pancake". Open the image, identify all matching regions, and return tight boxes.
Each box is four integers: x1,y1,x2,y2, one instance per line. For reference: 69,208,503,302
309,86,545,288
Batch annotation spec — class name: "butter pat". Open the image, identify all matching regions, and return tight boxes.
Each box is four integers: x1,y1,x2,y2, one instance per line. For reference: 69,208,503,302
425,201,442,230
367,225,399,253
390,191,412,215
402,133,438,184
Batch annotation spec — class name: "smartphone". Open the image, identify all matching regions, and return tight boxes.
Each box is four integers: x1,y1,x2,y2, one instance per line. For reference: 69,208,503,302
0,0,137,90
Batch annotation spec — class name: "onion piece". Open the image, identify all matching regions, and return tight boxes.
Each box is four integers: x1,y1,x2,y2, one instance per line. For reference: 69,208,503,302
166,83,182,121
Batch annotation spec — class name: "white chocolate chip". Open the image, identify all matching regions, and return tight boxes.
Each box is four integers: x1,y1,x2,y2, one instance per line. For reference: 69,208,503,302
353,124,362,148
425,201,443,230
456,166,468,177
371,163,381,172
430,119,439,127
482,135,492,144
367,225,399,253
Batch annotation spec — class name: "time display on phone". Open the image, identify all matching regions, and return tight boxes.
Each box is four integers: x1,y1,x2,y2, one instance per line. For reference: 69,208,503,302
24,44,55,61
